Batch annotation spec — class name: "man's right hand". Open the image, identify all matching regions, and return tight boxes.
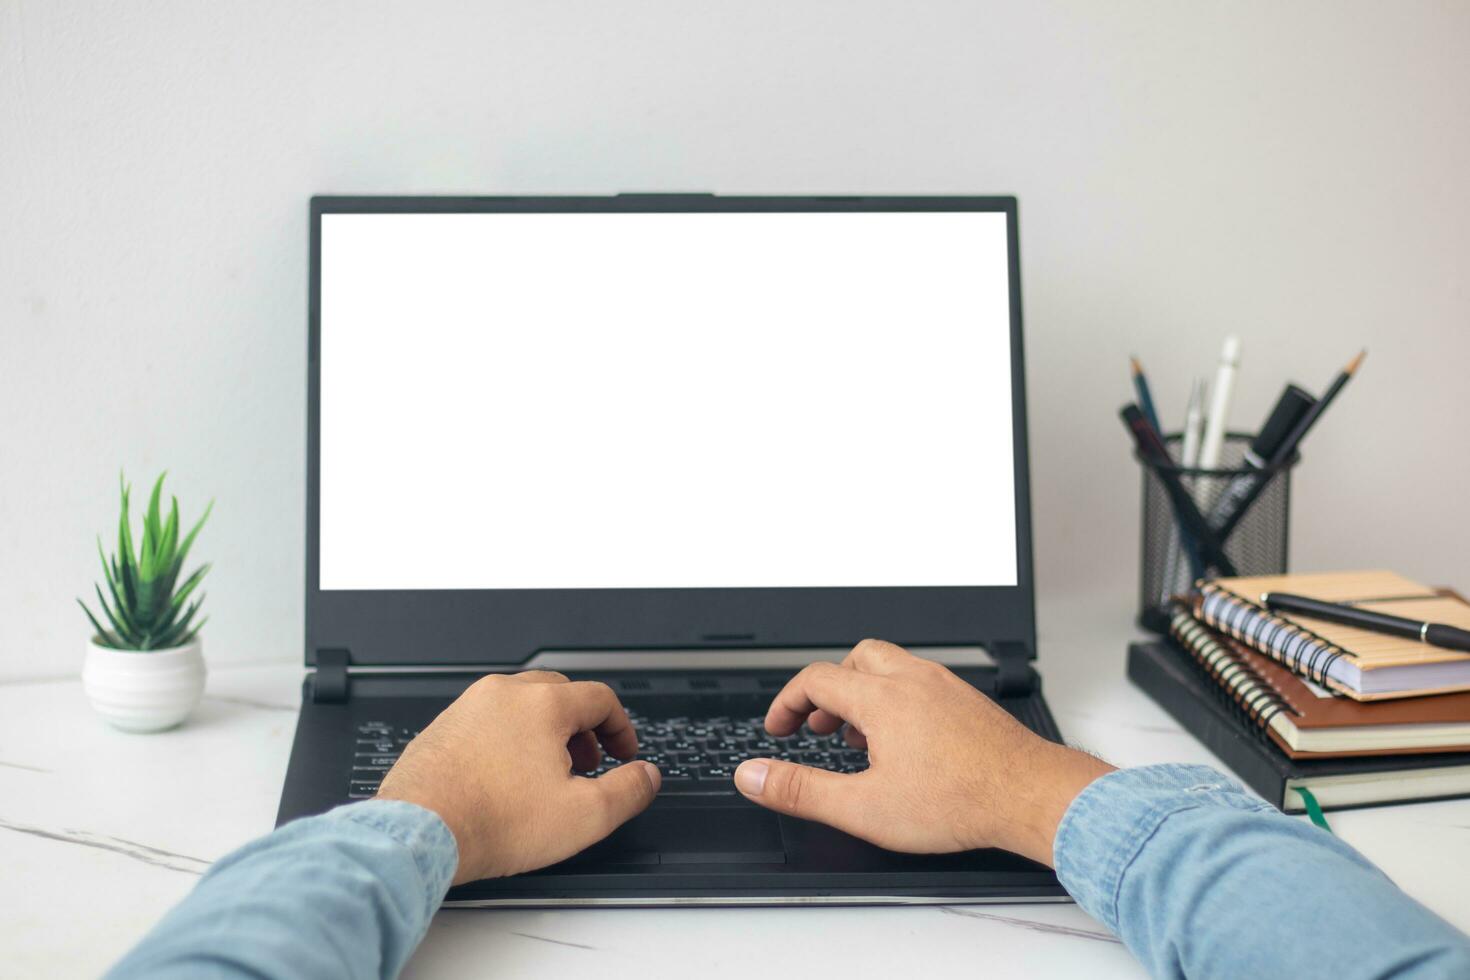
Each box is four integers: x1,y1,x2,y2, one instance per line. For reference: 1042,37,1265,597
733,640,1114,867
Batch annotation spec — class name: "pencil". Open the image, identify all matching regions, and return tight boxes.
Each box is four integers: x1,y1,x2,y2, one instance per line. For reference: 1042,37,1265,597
1130,356,1164,439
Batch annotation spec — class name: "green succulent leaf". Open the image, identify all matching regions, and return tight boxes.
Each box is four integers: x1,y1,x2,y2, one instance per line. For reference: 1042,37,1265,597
153,565,210,635
134,571,160,626
155,598,203,649
177,615,208,648
145,473,165,558
93,584,142,646
138,529,156,586
113,553,135,611
97,539,140,636
173,499,214,573
152,574,208,639
78,598,121,647
161,497,179,565
117,477,137,605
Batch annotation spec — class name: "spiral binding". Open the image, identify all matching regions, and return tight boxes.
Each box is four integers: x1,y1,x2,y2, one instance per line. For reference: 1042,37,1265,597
1197,583,1352,689
1167,606,1301,737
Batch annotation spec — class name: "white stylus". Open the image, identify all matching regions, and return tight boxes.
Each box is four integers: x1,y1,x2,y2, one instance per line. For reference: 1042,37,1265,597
1197,336,1240,469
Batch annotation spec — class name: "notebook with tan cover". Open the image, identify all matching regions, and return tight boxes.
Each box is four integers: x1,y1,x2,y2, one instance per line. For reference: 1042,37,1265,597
1196,570,1470,700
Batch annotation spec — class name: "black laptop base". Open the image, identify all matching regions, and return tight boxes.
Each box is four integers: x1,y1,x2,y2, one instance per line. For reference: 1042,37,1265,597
276,667,1068,906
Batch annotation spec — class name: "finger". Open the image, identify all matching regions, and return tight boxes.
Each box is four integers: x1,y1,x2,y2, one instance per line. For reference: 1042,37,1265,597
553,681,640,760
512,670,570,684
842,638,912,676
734,759,869,834
842,723,868,751
566,730,601,772
765,662,878,736
575,761,661,841
808,708,844,735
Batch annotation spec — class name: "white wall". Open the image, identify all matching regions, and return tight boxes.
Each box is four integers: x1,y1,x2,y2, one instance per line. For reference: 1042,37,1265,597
3,1,1467,680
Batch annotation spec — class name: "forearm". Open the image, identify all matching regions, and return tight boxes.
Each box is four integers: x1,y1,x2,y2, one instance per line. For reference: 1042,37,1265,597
1055,765,1470,979
107,801,457,980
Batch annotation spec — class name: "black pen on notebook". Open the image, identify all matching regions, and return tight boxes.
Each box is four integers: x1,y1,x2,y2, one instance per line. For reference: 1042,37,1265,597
1262,592,1470,654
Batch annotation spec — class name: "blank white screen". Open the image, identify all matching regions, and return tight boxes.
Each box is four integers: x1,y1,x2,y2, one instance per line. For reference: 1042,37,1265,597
319,210,1017,589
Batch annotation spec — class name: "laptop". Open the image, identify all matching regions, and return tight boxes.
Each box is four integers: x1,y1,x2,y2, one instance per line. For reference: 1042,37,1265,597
277,193,1068,906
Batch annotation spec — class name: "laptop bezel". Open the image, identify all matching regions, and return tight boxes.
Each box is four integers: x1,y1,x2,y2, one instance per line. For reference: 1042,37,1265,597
305,194,1037,668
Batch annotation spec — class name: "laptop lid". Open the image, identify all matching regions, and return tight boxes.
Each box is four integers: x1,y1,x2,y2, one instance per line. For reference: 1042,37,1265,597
306,195,1036,668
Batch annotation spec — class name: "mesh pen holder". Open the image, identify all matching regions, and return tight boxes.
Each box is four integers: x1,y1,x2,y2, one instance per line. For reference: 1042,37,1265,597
1136,432,1295,633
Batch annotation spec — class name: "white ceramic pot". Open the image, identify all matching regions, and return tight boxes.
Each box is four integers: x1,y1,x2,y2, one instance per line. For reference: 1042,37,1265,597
81,638,206,732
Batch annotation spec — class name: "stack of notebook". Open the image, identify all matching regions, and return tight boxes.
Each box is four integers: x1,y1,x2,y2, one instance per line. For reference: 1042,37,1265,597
1128,570,1470,813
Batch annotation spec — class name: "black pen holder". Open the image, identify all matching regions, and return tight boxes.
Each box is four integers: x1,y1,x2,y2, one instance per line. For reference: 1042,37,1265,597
1136,433,1295,633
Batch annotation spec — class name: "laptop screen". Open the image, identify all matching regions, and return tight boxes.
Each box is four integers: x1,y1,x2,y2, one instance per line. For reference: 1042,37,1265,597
318,209,1017,591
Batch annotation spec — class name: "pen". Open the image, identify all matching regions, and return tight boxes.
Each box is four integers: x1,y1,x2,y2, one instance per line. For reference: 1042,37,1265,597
1262,591,1470,654
1180,379,1205,470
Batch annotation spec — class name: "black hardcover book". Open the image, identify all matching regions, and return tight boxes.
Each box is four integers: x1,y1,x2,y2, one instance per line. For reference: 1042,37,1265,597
1127,639,1470,812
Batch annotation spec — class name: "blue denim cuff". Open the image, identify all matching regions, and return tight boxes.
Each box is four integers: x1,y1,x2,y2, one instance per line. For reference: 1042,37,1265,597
326,800,459,920
1052,763,1270,932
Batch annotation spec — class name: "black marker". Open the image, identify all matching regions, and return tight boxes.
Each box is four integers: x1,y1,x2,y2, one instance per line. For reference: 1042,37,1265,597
1205,384,1316,528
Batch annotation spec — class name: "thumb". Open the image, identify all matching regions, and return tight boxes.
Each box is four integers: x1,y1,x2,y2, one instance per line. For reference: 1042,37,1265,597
580,761,661,839
734,758,856,827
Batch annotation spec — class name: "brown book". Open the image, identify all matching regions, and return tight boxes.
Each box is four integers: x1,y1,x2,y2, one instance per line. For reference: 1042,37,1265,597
1168,607,1470,758
1196,570,1470,700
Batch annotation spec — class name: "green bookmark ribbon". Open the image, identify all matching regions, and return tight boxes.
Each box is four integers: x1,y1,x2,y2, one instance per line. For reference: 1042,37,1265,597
1293,787,1333,833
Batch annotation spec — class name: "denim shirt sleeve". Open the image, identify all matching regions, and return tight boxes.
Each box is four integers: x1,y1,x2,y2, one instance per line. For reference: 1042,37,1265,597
106,800,458,980
1054,764,1470,979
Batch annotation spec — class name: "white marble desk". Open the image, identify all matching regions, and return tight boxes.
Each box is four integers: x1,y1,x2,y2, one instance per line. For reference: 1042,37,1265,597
4,594,1469,978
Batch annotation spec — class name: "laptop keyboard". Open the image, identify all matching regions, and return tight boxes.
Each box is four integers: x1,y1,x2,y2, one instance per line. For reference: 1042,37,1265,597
349,710,870,800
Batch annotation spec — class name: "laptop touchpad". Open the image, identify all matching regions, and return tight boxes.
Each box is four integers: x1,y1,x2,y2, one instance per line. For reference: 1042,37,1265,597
572,807,786,866
651,807,786,864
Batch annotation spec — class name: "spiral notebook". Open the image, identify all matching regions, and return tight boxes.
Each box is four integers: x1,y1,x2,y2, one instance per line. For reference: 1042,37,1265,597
1197,570,1470,700
1127,636,1470,812
1167,607,1470,757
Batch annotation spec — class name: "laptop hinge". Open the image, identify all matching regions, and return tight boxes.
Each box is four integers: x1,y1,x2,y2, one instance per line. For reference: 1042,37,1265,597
313,648,351,703
990,641,1038,698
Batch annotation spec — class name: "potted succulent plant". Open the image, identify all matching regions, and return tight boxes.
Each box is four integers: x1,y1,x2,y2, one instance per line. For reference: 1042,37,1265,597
78,473,213,732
